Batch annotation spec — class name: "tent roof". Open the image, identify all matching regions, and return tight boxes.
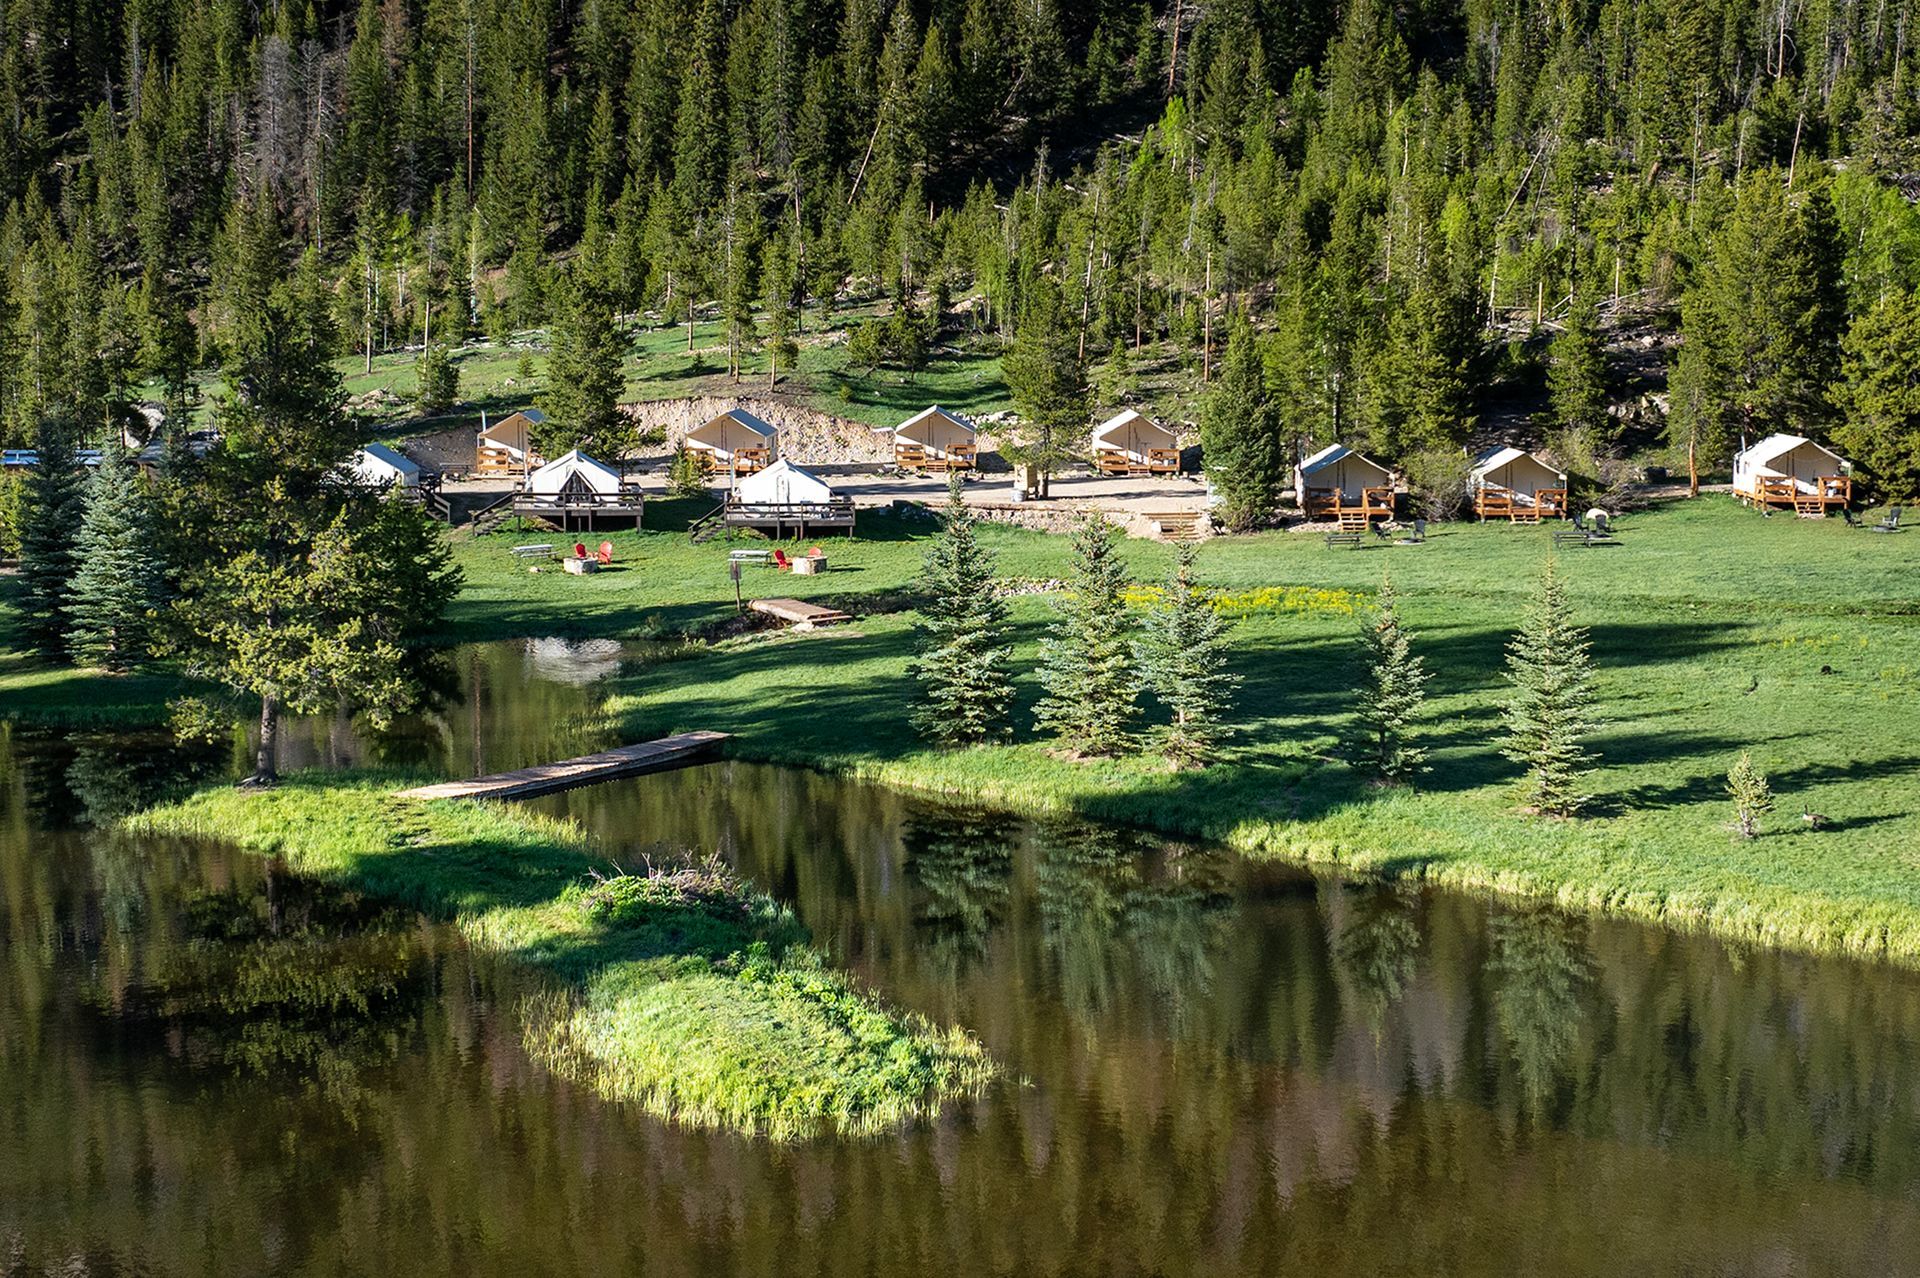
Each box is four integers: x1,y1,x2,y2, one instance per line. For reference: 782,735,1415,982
697,407,777,438
735,458,835,503
1092,409,1175,445
528,449,621,490
357,442,420,476
1299,443,1389,477
895,405,975,438
1470,445,1564,478
1737,433,1844,467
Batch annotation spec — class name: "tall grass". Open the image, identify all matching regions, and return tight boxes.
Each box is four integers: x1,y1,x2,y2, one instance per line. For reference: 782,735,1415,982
125,776,992,1139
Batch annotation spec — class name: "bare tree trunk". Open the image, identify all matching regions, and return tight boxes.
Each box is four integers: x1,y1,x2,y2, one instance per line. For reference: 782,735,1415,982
1201,251,1213,382
249,694,282,786
1688,435,1699,498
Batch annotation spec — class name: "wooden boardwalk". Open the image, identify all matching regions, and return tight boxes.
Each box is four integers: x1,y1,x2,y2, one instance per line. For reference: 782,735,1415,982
749,597,853,627
397,731,730,802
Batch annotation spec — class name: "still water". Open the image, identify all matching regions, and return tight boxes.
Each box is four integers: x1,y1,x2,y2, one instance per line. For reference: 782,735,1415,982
3,640,1919,1275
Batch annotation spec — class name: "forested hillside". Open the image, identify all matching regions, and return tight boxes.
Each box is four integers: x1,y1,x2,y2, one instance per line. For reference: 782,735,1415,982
5,0,1920,495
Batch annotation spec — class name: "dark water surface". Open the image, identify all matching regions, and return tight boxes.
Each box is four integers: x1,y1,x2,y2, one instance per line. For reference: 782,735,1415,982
3,640,1919,1275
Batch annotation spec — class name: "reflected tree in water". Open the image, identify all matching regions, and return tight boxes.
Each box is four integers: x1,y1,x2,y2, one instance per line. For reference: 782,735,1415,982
903,810,1016,983
66,734,224,825
1332,882,1424,1040
1488,905,1597,1118
1033,821,1232,1030
87,867,434,1114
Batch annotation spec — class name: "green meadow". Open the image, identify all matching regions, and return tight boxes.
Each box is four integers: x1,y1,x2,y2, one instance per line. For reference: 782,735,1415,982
453,495,1920,962
126,776,990,1139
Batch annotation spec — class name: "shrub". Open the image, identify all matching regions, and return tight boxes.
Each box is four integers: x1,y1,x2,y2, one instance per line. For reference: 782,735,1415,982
1727,752,1775,839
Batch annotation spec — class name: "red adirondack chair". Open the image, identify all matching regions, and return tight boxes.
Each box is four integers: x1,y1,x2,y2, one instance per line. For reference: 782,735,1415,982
573,542,587,560
596,541,613,565
773,549,793,571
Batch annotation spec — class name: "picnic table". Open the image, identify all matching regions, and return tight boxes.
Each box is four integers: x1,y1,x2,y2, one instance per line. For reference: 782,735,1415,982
510,543,555,560
728,548,773,566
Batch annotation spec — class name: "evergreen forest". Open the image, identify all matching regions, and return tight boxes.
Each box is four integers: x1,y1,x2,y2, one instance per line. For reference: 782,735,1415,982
4,0,1920,491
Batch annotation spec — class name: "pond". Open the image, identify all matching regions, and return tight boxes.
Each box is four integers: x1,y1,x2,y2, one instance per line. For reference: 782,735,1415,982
3,640,1918,1275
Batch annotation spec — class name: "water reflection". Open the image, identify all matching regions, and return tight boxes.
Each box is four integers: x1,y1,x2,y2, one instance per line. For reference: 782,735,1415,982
5,647,1920,1275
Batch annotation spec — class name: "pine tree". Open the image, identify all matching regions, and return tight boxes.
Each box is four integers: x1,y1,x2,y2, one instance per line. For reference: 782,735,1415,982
1501,557,1599,817
1001,278,1089,497
1034,512,1136,757
16,415,88,660
1352,572,1430,784
1832,288,1920,501
68,446,162,671
537,272,630,457
1726,752,1774,840
1200,321,1282,532
1548,282,1608,436
1135,541,1238,768
908,475,1015,746
415,342,460,416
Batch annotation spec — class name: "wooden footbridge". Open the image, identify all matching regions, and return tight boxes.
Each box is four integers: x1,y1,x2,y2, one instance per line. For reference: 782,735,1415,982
397,731,730,802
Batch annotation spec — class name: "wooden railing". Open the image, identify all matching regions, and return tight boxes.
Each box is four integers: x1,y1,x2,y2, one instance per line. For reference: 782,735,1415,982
1096,447,1180,477
895,442,978,473
1750,475,1851,509
1476,485,1568,522
1304,484,1394,520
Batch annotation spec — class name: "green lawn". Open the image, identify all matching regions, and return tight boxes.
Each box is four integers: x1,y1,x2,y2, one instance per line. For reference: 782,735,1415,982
455,495,1920,963
127,776,990,1138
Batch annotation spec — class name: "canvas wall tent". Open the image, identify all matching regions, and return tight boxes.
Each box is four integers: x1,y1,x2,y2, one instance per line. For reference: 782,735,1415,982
516,449,640,529
686,408,778,472
734,458,835,505
1093,410,1180,473
893,406,978,470
1469,447,1569,521
1296,444,1393,518
477,409,546,475
1733,434,1852,511
351,443,421,488
526,449,623,498
724,459,854,536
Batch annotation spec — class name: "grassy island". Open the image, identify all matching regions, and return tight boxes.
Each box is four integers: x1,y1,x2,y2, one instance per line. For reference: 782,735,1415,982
125,776,991,1139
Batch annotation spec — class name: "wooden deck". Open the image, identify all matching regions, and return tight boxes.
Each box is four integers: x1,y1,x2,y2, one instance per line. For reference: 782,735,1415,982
749,597,853,627
724,498,857,536
1304,485,1395,524
1476,486,1568,523
1740,475,1852,515
396,732,731,801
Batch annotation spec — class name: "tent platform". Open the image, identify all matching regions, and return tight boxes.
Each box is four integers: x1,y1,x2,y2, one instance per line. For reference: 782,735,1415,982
750,598,853,627
724,499,856,537
396,732,730,802
511,494,645,530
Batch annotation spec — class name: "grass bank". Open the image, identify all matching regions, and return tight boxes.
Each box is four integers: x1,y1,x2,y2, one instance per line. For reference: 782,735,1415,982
547,496,1920,965
125,776,991,1138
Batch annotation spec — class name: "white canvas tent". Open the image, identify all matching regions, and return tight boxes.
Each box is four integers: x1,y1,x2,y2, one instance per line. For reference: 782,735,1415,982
1734,434,1849,498
526,449,623,498
477,409,546,474
894,406,977,461
734,458,836,506
1093,410,1179,466
1470,446,1567,520
1296,444,1392,506
686,408,778,468
351,442,421,488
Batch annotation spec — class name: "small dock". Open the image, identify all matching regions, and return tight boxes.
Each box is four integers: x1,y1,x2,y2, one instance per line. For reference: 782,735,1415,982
749,597,853,627
397,731,730,802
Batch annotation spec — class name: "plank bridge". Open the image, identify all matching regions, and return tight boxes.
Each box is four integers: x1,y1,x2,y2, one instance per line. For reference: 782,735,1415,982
396,731,731,802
